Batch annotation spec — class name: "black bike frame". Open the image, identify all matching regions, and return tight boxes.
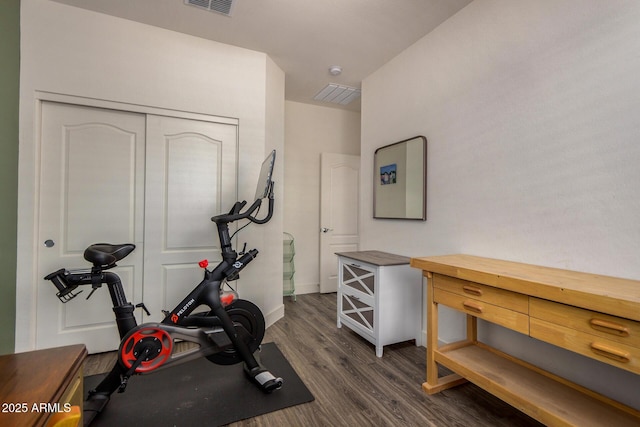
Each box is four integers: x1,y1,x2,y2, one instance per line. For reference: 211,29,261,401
45,151,281,427
47,187,273,359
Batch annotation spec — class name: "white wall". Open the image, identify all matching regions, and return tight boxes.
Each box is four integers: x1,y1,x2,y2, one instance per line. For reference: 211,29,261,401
283,101,360,294
17,0,285,350
361,0,640,409
261,56,286,321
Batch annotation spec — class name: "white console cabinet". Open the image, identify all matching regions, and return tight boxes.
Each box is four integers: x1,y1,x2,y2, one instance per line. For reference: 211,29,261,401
337,251,422,357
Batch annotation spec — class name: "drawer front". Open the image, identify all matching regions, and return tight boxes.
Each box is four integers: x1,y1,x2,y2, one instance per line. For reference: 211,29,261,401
45,367,83,427
341,262,375,296
433,274,528,314
60,369,83,407
434,288,529,335
341,293,374,334
530,298,640,348
340,282,374,307
530,318,640,375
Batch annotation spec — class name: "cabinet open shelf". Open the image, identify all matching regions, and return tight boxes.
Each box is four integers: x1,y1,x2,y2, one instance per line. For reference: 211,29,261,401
429,341,640,427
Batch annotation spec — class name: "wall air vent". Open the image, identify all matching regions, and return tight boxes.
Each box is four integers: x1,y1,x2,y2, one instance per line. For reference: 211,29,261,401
185,0,235,17
313,84,361,105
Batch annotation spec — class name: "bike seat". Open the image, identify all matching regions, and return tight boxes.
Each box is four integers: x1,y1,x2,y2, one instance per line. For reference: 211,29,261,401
84,243,136,267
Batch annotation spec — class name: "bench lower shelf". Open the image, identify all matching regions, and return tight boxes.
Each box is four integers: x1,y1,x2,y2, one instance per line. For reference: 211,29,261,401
425,341,640,427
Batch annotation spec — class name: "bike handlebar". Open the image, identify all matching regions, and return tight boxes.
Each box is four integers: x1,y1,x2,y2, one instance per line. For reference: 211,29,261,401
45,269,71,293
46,178,274,303
44,268,83,302
211,182,274,225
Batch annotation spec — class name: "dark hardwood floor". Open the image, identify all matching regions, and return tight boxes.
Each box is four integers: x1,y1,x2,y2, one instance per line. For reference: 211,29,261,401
85,293,544,426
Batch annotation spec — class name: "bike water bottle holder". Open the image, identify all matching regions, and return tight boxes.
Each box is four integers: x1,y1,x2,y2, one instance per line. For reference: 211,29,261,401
44,269,83,303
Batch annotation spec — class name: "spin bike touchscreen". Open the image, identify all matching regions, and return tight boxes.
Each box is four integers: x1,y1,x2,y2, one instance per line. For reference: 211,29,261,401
254,150,276,200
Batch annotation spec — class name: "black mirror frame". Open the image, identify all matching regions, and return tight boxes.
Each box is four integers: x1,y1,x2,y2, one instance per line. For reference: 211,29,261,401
373,135,427,221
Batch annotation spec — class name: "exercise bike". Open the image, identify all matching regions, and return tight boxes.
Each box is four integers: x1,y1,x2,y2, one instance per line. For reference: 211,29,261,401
44,151,282,426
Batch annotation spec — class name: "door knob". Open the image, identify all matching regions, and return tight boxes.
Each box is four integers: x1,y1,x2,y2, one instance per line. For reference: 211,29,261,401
44,239,55,248
321,227,333,233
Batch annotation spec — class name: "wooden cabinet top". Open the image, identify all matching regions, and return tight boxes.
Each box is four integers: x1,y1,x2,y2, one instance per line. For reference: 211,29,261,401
0,344,87,427
411,254,640,321
337,250,411,266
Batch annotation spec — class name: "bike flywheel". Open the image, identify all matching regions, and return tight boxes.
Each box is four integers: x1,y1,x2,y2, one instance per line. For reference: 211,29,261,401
206,299,265,365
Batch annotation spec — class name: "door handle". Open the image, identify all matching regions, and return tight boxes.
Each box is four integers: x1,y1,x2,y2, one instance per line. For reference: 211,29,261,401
321,227,333,233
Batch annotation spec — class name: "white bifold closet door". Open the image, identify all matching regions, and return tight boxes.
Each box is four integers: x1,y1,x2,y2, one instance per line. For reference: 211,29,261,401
36,102,237,352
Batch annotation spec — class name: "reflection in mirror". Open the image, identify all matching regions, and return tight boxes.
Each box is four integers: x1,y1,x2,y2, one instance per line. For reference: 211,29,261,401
374,136,427,220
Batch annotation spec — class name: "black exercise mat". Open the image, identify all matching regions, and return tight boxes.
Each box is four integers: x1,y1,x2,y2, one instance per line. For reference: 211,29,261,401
84,342,314,426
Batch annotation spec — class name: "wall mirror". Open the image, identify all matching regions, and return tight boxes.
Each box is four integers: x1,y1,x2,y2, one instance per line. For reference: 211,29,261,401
374,136,427,220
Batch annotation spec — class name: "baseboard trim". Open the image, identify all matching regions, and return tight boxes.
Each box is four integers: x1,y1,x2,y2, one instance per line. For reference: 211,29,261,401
265,303,285,328
295,283,319,295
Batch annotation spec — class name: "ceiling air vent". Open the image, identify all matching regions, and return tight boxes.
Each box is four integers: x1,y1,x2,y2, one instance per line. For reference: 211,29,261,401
185,0,235,17
313,84,361,105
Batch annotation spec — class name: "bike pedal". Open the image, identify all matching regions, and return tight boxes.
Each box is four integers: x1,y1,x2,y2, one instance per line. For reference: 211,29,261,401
117,376,130,393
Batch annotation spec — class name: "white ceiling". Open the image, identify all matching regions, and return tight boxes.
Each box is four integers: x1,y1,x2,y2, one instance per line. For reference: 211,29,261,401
51,0,472,111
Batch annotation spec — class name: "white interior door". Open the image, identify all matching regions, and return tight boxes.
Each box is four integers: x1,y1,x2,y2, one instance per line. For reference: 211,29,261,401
36,103,238,352
36,102,146,352
319,153,360,293
142,115,238,321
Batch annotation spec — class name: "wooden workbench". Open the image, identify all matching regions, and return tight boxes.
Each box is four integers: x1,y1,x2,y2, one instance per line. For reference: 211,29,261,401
411,254,640,427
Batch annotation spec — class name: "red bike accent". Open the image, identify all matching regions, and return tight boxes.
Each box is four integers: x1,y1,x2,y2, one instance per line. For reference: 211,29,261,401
120,327,173,373
220,292,236,307
198,259,209,268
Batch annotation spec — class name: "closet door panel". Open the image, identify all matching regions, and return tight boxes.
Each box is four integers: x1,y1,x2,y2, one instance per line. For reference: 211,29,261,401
143,115,238,320
36,102,146,352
